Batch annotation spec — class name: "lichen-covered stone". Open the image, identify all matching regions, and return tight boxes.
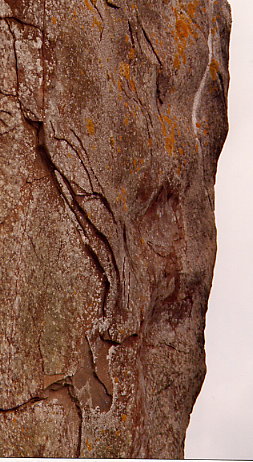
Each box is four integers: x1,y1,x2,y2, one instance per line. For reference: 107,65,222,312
0,0,231,458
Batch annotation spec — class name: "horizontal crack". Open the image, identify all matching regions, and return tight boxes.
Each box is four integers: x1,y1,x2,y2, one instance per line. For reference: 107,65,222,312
0,396,45,414
105,0,120,8
1,16,42,31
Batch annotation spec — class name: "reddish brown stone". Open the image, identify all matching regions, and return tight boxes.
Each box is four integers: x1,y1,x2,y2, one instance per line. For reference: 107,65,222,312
0,0,231,457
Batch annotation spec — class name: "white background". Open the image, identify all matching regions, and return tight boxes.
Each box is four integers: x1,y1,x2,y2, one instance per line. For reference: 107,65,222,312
185,0,253,458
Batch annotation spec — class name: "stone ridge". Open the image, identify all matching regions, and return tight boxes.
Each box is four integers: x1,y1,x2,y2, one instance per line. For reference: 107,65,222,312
0,0,231,458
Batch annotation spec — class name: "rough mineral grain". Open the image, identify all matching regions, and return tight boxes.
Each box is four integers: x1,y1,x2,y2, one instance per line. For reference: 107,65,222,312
0,0,231,458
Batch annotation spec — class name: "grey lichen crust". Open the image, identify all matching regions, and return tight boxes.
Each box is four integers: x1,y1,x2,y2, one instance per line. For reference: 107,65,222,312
0,0,231,458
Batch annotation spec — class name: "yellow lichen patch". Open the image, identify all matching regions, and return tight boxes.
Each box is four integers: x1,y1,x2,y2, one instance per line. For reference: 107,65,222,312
85,439,93,451
114,377,119,383
209,59,220,80
51,16,57,24
85,118,95,135
121,414,128,422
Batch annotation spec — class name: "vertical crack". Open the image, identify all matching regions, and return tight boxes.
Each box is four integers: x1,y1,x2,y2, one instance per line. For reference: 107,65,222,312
5,19,19,96
137,17,163,67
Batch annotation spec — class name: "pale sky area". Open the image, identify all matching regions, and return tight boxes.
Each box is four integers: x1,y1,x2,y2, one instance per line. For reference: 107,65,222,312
185,0,253,459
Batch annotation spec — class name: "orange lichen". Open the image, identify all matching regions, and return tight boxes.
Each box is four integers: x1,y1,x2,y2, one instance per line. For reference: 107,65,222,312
92,17,103,32
117,79,123,92
85,118,95,135
172,3,200,70
128,47,135,60
84,0,94,12
85,439,93,451
119,62,136,92
109,136,115,147
51,16,57,24
176,18,191,39
165,130,175,156
116,188,128,211
187,0,200,18
158,106,177,156
130,158,144,174
121,414,128,422
173,54,181,70
119,62,131,80
209,59,220,80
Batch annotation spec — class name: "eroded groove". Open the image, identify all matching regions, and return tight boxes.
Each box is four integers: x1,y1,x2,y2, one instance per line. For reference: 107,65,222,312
43,377,83,458
54,168,121,310
128,20,135,45
67,384,83,458
37,122,121,319
86,336,113,405
84,242,111,317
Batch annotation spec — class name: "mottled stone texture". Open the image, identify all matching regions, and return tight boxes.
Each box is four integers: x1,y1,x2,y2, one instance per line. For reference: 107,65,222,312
0,0,231,458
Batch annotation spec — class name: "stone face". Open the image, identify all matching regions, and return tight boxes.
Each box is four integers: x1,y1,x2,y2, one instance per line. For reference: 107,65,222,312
0,0,231,458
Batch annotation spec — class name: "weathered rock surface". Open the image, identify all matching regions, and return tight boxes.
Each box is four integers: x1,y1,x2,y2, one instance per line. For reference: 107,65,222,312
0,0,231,458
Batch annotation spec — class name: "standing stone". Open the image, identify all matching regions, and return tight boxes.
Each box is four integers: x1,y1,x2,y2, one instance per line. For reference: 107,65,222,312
0,0,231,458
